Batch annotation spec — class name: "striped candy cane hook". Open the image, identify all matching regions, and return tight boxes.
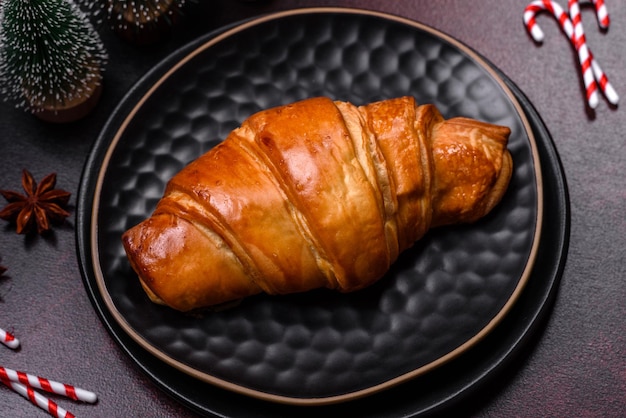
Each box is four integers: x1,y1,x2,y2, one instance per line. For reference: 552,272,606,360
523,0,569,43
524,0,610,40
592,0,610,29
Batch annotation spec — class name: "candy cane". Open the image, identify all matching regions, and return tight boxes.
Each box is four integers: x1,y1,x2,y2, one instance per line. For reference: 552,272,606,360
566,0,600,107
567,0,618,104
0,366,97,403
0,327,20,350
525,0,610,39
524,0,597,107
0,377,75,418
523,0,618,108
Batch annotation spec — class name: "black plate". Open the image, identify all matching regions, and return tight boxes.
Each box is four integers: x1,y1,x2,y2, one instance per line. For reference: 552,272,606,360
86,8,541,402
77,8,568,416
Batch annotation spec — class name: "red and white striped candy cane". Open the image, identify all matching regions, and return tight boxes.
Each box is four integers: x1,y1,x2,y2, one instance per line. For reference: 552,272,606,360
523,0,598,107
568,0,618,105
523,0,618,108
0,366,97,403
0,377,75,418
567,0,600,107
525,0,610,39
0,327,19,350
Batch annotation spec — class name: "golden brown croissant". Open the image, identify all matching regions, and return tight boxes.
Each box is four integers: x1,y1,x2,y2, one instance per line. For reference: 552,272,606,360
122,96,512,312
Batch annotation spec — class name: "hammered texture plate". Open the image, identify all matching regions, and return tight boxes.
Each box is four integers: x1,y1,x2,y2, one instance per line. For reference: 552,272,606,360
83,9,541,404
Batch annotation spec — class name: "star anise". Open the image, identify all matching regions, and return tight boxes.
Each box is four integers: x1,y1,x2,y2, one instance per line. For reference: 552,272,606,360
0,169,71,234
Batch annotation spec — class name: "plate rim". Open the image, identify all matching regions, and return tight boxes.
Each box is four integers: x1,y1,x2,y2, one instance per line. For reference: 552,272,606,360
86,7,544,406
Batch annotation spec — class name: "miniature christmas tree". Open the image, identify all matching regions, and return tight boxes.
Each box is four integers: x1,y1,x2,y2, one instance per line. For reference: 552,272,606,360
106,0,187,45
0,0,107,122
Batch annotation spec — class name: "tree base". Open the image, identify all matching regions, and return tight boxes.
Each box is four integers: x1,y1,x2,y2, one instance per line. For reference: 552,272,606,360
30,75,103,124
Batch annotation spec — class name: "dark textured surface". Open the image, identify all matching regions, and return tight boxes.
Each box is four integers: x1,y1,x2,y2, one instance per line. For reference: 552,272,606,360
84,10,539,403
1,1,623,417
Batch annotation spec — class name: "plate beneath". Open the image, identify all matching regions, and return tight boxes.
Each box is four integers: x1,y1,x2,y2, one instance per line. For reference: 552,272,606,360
76,8,565,415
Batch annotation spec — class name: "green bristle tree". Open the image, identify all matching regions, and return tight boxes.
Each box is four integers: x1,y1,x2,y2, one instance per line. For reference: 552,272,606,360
0,0,107,121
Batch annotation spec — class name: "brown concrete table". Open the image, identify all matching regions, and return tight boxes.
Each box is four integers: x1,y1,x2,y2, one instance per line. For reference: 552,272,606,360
1,1,624,416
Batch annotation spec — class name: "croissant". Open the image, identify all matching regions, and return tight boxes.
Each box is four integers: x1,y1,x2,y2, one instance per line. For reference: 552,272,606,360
122,96,512,312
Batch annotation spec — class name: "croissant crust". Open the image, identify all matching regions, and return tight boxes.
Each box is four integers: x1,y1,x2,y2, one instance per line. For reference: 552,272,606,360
122,96,512,311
